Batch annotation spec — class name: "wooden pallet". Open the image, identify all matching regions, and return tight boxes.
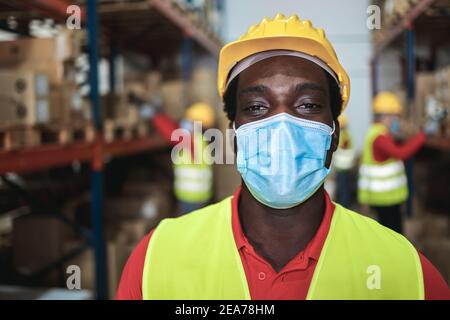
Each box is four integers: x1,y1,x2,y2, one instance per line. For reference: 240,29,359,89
0,126,40,151
103,119,150,143
39,122,96,145
0,122,95,151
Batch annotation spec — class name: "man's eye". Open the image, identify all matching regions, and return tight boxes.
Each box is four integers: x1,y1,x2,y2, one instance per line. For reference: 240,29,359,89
244,104,269,116
298,103,320,109
246,104,267,111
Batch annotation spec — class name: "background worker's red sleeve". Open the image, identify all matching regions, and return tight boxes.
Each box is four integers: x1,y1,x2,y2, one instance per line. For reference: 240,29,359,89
372,132,425,162
115,229,450,299
151,113,180,145
115,230,154,300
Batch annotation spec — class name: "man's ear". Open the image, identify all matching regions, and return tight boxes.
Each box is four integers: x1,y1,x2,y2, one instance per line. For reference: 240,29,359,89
325,120,340,168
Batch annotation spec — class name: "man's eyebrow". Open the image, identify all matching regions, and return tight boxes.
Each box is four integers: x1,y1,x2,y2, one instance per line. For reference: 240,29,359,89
238,85,268,96
294,83,326,93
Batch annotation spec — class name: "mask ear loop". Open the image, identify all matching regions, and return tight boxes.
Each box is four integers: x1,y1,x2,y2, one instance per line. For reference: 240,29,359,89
330,121,336,135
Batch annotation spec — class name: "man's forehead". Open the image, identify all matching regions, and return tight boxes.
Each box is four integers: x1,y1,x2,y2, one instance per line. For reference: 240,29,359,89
238,56,328,87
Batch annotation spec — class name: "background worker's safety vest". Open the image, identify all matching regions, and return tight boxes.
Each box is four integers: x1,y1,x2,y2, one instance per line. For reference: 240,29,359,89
358,123,408,206
334,127,355,171
173,132,212,203
142,196,424,300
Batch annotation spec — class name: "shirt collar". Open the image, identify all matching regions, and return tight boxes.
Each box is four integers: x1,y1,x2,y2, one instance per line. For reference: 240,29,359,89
231,186,335,262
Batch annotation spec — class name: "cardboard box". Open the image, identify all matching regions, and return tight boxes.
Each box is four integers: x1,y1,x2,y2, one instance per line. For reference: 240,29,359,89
0,30,82,66
0,35,77,86
190,67,219,107
143,71,162,97
0,38,56,66
49,81,84,124
104,194,170,222
0,70,50,126
102,93,139,126
12,214,72,285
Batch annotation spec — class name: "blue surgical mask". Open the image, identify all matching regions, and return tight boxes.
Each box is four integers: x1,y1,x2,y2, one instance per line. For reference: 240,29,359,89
390,118,400,134
234,113,335,209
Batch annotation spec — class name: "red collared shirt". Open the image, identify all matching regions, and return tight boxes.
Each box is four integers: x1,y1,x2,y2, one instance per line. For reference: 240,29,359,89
116,187,450,300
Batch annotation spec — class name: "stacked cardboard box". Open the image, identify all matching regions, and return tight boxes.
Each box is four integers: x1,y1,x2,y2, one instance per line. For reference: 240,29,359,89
12,214,74,286
189,66,219,108
0,71,50,127
161,79,186,122
0,29,84,129
0,30,83,85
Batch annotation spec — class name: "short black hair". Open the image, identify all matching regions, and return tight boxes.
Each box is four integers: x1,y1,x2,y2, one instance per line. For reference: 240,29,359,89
223,71,342,122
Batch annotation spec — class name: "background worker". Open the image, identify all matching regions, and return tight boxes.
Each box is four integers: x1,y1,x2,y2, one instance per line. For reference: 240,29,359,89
172,102,215,214
117,14,449,300
358,92,426,234
333,114,355,208
130,93,215,214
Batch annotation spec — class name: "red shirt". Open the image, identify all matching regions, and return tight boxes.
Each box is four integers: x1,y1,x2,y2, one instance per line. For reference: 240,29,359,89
373,131,426,162
116,188,450,300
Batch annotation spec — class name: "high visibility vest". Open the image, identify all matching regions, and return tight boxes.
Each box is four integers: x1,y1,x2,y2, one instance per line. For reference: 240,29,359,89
358,123,408,206
334,127,355,171
142,196,424,300
173,132,212,203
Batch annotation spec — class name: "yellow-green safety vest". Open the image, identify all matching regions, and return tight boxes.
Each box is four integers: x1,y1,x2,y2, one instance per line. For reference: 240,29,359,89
142,195,424,300
358,123,408,206
173,132,212,203
334,127,355,171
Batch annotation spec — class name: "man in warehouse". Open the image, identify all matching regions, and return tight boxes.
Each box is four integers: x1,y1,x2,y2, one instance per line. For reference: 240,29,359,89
117,14,450,299
358,92,426,234
172,102,215,214
333,114,355,208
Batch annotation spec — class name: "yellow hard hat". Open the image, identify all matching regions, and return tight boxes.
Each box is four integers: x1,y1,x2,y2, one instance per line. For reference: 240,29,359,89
185,102,215,127
338,114,348,128
217,13,350,111
373,92,403,114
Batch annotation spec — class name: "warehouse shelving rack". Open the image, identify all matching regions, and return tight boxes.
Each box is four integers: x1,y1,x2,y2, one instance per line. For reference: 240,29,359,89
0,0,222,299
370,0,450,217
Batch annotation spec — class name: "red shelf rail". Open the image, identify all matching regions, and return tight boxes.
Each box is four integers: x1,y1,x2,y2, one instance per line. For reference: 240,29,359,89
0,135,168,175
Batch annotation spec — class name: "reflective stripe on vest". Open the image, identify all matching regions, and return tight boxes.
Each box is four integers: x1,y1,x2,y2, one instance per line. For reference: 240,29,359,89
358,124,408,206
173,132,212,203
142,196,424,300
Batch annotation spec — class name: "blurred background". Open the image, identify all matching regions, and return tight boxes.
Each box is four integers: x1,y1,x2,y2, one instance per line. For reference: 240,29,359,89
0,0,448,299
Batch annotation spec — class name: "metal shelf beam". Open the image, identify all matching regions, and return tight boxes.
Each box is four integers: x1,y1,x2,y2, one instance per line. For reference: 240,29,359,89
149,0,221,56
0,136,168,176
